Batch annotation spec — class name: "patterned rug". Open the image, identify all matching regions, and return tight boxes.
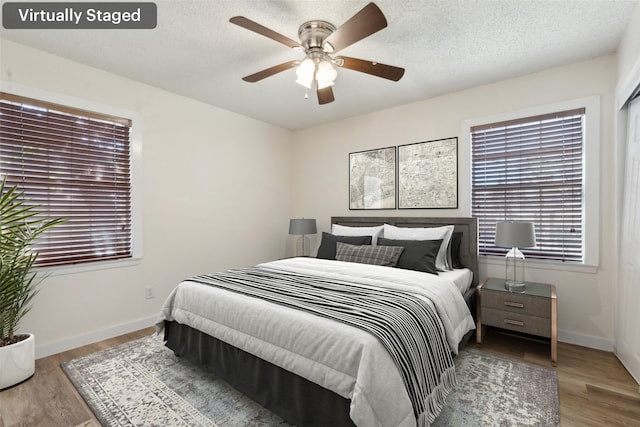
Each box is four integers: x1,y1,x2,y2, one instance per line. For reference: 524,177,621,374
61,334,559,427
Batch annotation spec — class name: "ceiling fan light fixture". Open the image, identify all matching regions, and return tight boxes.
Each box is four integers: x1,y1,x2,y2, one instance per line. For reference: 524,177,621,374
316,79,334,90
232,3,404,105
295,57,315,89
316,59,337,89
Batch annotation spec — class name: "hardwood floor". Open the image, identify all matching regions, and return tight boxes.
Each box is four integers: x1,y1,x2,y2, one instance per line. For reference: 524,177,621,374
1,327,638,426
0,327,154,427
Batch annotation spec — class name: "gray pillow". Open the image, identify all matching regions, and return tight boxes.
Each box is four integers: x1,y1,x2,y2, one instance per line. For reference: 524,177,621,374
316,232,372,260
448,232,465,269
335,242,404,267
377,237,443,274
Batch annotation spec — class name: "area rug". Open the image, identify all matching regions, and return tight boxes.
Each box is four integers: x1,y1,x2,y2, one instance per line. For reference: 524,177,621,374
62,334,559,427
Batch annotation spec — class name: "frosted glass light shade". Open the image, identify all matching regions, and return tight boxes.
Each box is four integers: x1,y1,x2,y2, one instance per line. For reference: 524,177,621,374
295,58,315,89
316,60,337,89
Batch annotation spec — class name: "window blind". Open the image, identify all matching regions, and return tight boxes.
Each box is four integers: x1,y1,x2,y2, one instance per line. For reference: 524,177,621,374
0,92,132,267
471,108,585,263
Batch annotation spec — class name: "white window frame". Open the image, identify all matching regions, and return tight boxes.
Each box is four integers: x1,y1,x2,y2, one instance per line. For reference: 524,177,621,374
462,96,600,273
1,81,143,275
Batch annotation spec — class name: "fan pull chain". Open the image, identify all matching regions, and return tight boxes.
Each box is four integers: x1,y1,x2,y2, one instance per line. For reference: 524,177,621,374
304,88,309,99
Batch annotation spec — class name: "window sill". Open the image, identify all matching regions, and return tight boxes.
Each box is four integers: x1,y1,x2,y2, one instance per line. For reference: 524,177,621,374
37,257,142,277
480,255,598,274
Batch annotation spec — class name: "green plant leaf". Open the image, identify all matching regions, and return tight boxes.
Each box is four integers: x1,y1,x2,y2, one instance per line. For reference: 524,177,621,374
0,177,65,343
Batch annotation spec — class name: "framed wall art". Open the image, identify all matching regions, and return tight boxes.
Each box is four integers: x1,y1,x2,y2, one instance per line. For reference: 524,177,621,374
349,146,396,210
398,137,458,209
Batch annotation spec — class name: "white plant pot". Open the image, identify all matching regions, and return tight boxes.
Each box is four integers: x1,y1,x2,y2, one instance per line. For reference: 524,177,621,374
0,333,35,390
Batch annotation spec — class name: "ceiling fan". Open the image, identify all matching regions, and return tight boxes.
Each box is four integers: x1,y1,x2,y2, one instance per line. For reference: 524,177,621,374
229,2,405,105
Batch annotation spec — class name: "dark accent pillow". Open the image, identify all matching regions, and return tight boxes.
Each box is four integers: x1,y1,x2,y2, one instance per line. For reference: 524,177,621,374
448,232,465,269
377,237,443,274
316,232,372,260
335,242,404,267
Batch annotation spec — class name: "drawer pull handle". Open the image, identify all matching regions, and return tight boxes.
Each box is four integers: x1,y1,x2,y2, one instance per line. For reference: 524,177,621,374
504,302,524,308
504,319,524,327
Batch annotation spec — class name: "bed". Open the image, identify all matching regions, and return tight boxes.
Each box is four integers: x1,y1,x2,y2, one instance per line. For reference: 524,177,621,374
157,216,478,427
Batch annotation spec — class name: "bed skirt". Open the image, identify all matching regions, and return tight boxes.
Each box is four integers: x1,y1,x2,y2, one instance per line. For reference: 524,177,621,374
163,320,356,427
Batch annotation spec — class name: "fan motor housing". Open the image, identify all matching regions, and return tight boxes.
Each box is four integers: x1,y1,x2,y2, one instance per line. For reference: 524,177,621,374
298,20,335,51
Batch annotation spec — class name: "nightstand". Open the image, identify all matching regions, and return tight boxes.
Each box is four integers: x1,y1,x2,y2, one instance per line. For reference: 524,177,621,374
476,277,558,366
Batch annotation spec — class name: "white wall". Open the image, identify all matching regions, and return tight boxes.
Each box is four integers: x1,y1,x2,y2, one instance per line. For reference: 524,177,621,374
616,2,640,107
614,1,640,374
0,39,293,357
291,55,618,350
0,37,626,355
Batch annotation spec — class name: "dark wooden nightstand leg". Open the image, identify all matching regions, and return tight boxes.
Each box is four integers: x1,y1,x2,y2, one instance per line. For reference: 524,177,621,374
476,324,487,346
551,293,558,366
476,279,485,345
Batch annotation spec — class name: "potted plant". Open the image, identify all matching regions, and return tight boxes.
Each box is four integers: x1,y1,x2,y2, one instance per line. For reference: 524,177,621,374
0,177,64,389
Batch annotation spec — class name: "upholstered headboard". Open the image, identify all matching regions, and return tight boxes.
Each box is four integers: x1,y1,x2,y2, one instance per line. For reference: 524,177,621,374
331,216,479,287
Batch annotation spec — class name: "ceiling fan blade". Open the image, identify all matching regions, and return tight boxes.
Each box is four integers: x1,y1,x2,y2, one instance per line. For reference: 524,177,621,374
323,3,387,53
242,61,299,82
337,56,405,81
317,86,335,105
230,16,302,49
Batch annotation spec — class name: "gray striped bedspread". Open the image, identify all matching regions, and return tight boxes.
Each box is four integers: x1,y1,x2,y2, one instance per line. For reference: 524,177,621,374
157,257,475,427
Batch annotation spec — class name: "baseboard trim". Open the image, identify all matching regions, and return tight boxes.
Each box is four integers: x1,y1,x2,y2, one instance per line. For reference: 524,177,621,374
559,329,614,352
35,315,157,359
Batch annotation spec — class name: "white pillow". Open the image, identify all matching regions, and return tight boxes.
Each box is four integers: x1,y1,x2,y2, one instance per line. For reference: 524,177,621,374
331,224,384,245
382,223,455,270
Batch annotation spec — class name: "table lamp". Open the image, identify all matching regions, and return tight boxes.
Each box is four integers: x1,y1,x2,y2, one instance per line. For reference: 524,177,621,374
494,221,536,293
289,218,317,257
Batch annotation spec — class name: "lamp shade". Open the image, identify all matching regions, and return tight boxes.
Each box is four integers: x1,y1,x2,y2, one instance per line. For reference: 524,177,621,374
289,218,317,235
495,221,536,248
316,60,337,89
295,58,315,89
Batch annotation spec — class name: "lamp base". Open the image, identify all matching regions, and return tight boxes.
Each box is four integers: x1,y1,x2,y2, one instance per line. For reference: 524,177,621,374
505,280,526,293
295,235,310,257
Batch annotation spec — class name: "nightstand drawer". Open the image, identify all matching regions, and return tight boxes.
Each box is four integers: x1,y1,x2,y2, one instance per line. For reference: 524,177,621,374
482,307,551,338
481,290,551,318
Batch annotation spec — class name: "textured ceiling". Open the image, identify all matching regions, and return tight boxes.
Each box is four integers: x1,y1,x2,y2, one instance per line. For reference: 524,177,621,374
1,0,637,130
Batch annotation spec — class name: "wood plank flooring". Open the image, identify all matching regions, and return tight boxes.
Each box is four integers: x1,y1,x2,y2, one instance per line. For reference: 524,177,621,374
1,327,638,426
0,328,154,427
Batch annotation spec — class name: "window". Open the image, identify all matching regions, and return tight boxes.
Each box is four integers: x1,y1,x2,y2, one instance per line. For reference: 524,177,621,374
471,108,586,263
0,92,133,267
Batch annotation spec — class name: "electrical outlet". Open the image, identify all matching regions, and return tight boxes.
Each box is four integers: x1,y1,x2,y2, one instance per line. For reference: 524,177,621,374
145,286,153,299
